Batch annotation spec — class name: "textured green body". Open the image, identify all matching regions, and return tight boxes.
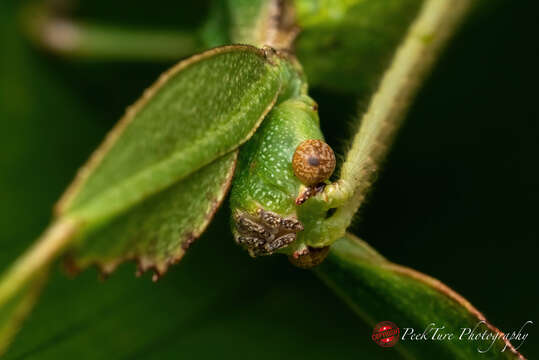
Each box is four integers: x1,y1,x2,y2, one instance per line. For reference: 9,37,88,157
229,95,327,255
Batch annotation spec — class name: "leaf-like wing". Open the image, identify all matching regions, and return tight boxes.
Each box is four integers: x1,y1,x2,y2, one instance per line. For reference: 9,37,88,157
57,45,285,228
66,152,238,278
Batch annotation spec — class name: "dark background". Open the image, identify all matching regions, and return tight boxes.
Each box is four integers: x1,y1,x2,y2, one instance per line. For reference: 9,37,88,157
0,0,537,359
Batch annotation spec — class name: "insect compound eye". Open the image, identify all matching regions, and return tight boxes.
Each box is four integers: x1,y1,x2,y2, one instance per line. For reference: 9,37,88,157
292,139,336,186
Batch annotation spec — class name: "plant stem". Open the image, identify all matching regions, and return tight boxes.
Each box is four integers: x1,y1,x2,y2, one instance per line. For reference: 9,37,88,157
327,0,474,235
0,218,78,310
22,5,203,61
0,268,49,355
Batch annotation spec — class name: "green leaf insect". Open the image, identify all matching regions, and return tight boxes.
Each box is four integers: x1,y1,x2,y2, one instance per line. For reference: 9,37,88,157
229,94,339,262
63,45,347,273
0,43,340,296
0,0,473,309
60,45,313,275
0,44,312,311
3,1,528,359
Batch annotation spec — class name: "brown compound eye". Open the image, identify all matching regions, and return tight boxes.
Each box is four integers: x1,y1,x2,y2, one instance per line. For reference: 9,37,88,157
292,139,336,186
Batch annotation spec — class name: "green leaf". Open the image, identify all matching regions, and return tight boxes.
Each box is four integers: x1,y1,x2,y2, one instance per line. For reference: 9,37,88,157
316,234,526,359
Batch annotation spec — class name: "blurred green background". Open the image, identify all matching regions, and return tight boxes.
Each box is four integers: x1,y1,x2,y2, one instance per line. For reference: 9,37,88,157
0,0,537,358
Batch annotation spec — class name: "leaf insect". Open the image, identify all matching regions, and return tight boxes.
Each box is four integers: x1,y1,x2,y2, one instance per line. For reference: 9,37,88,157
53,45,354,277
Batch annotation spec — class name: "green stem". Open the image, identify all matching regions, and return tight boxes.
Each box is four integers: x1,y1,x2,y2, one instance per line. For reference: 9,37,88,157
0,218,78,310
0,268,49,355
326,0,474,237
22,5,203,61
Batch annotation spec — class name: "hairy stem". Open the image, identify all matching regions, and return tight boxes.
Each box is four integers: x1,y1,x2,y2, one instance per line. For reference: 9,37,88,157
0,218,78,310
327,0,474,236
